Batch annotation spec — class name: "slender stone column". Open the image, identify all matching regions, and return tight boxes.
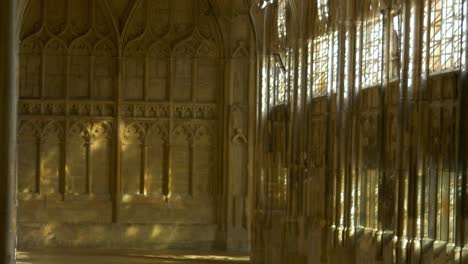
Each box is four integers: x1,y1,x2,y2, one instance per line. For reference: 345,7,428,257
0,0,17,263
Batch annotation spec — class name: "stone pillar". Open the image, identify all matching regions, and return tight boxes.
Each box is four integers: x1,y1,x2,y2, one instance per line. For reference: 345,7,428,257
0,0,18,263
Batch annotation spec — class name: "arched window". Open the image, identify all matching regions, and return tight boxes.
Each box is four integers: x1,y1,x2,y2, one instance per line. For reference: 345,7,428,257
268,0,289,106
307,0,335,98
308,31,338,98
268,55,287,106
311,35,329,97
360,15,384,88
423,0,464,73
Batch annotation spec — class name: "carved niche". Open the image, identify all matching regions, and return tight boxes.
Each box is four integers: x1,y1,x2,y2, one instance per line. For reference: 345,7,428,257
67,121,113,196
40,121,65,195
18,120,42,194
67,122,88,194
193,125,215,198
146,124,169,196
122,122,147,195
171,124,192,197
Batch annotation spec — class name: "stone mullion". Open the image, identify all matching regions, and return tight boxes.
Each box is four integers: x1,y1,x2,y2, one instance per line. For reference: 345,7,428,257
35,137,42,194
167,57,174,199
140,142,147,195
40,49,46,100
217,56,226,234
162,142,170,197
0,0,17,262
189,141,194,196
60,121,68,199
144,57,149,102
192,58,197,103
89,55,95,99
85,138,93,195
113,51,124,222
62,42,71,200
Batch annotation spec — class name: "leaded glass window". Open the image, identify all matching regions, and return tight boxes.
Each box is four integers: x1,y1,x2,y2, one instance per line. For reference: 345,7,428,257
423,0,464,73
361,16,383,88
311,35,329,97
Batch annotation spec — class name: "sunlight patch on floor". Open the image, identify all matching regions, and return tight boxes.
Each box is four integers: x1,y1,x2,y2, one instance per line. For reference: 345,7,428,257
17,250,250,264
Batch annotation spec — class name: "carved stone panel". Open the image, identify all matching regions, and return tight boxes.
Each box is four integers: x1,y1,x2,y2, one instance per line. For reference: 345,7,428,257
17,0,233,251
193,126,214,198
67,123,87,194
196,60,219,102
18,121,40,193
44,40,66,99
125,56,145,100
122,123,144,195
41,122,64,194
148,58,168,101
174,59,193,102
232,59,249,104
171,125,191,197
94,41,117,100
91,122,112,195
146,125,166,196
19,40,42,98
69,42,91,99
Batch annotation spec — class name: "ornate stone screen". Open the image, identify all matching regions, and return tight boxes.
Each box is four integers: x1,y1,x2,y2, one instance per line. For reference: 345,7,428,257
16,0,235,249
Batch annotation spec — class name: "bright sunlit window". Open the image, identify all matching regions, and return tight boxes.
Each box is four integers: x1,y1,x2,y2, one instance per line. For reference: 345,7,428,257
361,16,383,88
424,0,464,72
277,0,287,39
317,0,329,21
311,35,329,97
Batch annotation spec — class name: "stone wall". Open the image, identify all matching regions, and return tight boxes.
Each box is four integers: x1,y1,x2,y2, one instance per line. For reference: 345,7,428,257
17,0,255,251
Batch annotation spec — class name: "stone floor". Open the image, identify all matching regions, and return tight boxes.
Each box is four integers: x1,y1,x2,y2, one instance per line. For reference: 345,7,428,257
17,250,250,264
